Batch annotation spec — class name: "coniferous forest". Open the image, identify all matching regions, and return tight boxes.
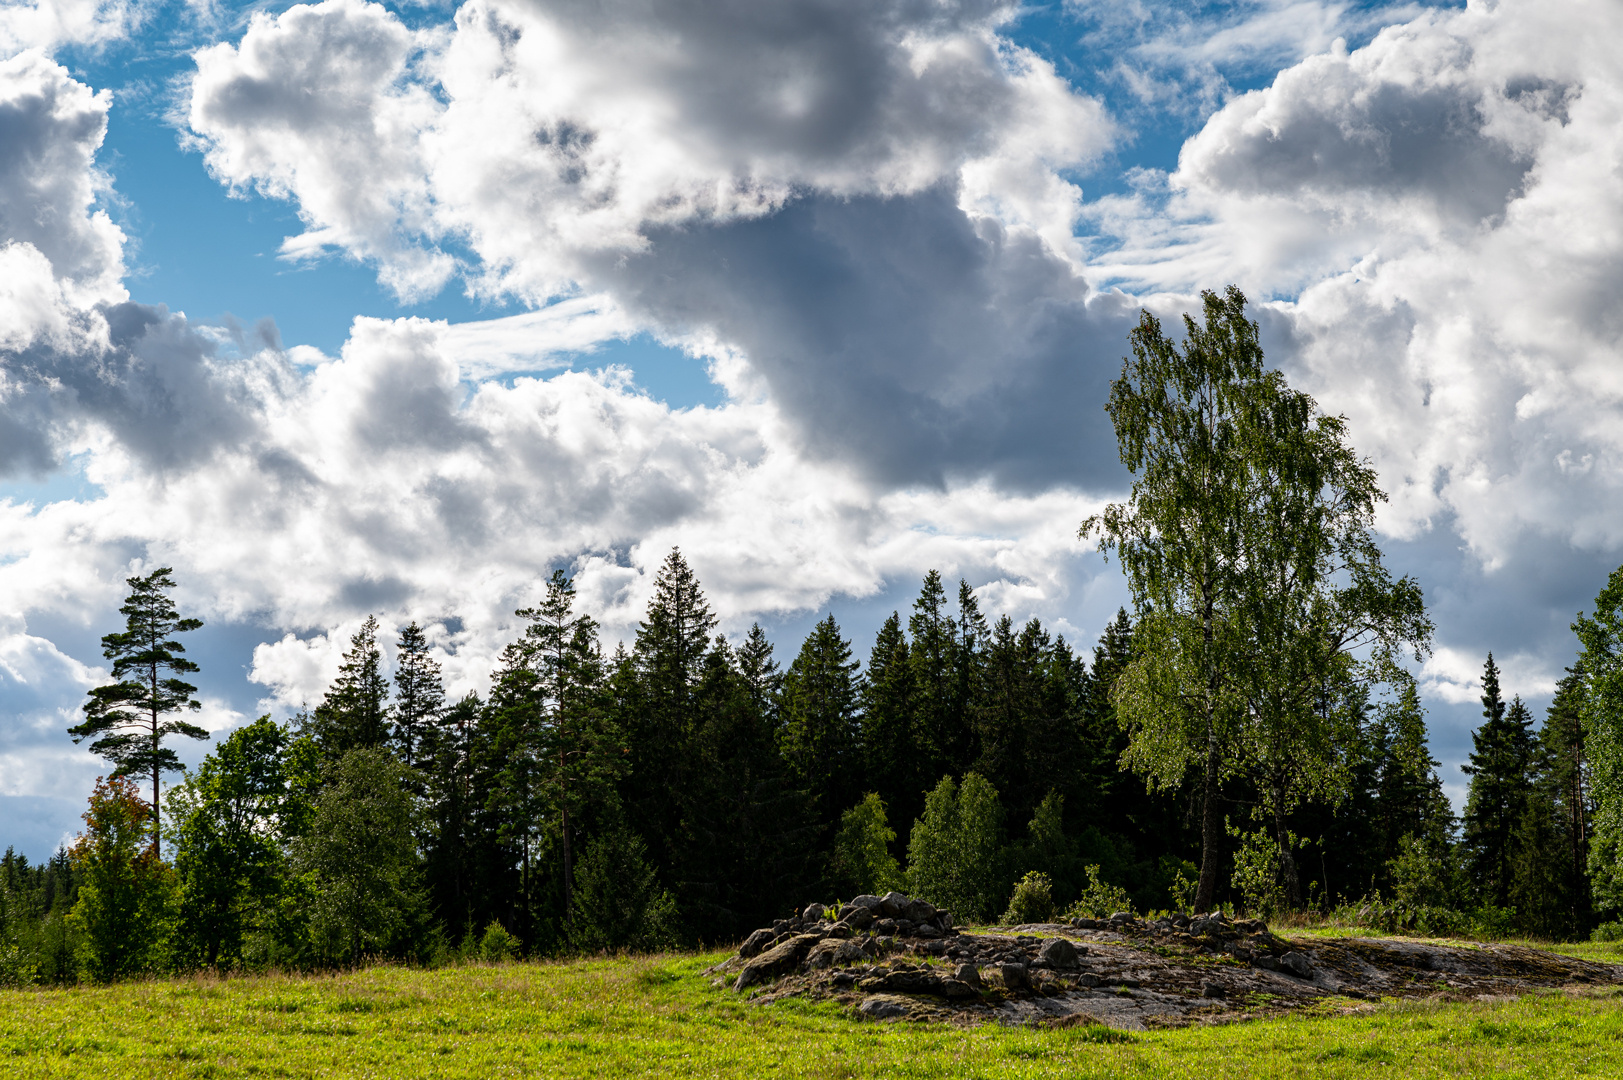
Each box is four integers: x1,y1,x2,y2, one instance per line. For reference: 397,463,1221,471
6,289,1623,983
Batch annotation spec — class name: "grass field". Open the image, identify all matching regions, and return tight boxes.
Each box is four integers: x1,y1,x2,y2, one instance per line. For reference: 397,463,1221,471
5,949,1623,1079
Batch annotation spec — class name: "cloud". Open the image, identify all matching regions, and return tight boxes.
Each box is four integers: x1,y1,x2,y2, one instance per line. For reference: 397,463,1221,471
1091,0,1623,699
0,0,139,55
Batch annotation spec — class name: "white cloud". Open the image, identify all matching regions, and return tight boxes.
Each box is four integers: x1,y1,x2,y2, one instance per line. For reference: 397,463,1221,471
186,0,1113,304
0,0,139,56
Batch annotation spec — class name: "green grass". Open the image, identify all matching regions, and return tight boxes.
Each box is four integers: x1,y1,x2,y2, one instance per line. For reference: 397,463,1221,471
4,952,1623,1078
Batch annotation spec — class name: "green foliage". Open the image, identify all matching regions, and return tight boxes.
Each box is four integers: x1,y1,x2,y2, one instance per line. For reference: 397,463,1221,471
310,617,392,759
1227,824,1289,919
1083,286,1430,912
478,921,519,963
392,622,445,769
905,773,1006,923
779,615,862,818
1066,864,1133,919
1575,564,1623,915
68,777,177,981
1388,833,1456,910
1000,871,1055,925
1461,656,1536,909
68,567,207,852
296,747,424,966
565,823,678,954
830,794,900,896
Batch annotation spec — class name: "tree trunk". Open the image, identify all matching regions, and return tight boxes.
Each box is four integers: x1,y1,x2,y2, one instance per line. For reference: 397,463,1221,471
561,801,574,918
1194,732,1222,912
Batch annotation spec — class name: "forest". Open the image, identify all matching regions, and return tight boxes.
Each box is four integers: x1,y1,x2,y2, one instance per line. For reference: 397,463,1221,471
5,288,1623,983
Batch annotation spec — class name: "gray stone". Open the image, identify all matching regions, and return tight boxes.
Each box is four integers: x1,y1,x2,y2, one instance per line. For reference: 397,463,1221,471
904,899,937,924
879,891,911,918
802,903,827,922
735,933,822,990
953,963,982,987
858,995,912,1020
738,928,775,958
837,906,875,931
847,894,884,911
1036,938,1081,969
1109,911,1133,923
1279,951,1313,979
983,962,1028,991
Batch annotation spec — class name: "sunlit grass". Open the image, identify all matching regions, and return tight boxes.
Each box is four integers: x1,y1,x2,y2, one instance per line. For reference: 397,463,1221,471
4,952,1622,1079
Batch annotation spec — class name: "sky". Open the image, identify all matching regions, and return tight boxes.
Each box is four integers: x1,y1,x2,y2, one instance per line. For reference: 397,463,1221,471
4,0,1621,860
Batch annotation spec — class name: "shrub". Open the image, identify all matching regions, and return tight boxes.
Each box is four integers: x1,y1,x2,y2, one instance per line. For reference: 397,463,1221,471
1065,865,1133,919
478,921,519,963
1001,871,1055,925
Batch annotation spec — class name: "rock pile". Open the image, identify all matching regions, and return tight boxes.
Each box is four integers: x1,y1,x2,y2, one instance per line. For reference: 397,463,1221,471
705,897,1623,1030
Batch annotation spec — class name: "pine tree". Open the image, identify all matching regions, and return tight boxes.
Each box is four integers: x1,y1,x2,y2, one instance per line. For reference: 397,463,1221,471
311,616,391,759
1461,655,1536,908
392,622,444,769
70,567,207,854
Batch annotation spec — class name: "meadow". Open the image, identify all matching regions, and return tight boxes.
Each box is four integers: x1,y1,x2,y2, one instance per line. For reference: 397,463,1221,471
6,945,1623,1079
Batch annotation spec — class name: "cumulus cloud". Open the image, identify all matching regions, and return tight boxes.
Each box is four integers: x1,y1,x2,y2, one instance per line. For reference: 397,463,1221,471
1,308,1113,719
0,0,139,56
1073,0,1623,702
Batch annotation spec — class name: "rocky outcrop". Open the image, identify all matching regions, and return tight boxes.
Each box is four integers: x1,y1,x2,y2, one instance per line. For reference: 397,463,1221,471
705,899,1623,1030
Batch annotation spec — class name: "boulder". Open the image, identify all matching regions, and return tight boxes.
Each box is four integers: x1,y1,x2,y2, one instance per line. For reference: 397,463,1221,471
738,928,775,959
806,939,867,969
904,899,937,924
953,963,982,987
1278,951,1313,979
879,891,911,918
847,894,884,911
837,906,875,931
982,962,1028,991
802,903,827,922
1035,938,1082,969
858,995,913,1020
735,933,822,990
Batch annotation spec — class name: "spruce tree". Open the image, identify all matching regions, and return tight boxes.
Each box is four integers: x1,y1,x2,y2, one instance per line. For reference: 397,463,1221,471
311,616,391,759
909,571,961,787
1461,655,1536,908
70,567,208,853
625,549,717,871
779,615,862,825
1542,671,1593,927
391,622,444,769
859,612,918,840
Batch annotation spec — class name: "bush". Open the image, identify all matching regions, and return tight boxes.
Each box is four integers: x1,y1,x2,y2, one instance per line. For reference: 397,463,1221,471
831,794,901,896
1065,864,1133,919
1001,871,1055,925
478,921,519,963
1592,921,1623,942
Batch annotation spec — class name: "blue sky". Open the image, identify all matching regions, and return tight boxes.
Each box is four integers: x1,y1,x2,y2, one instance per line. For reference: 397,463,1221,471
2,0,1615,859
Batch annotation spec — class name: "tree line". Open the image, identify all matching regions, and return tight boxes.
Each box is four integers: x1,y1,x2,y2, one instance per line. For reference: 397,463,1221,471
5,287,1623,982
